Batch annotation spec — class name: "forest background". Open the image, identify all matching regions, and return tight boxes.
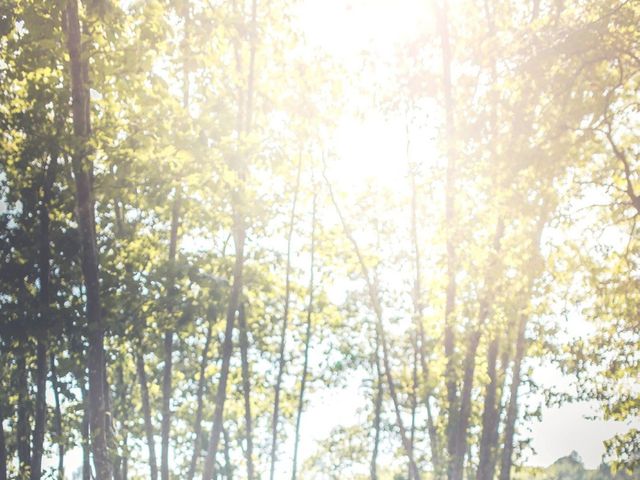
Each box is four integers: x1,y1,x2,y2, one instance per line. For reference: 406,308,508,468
0,0,639,479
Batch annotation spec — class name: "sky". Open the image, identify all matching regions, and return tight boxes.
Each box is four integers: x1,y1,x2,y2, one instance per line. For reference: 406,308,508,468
294,0,638,471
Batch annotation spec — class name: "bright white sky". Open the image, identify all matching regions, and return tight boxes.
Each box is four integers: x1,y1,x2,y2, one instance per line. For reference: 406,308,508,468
294,0,638,472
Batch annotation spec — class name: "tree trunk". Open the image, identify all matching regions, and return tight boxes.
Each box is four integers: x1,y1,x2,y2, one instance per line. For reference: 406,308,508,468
114,364,129,480
499,315,526,480
291,192,316,480
32,151,56,480
186,316,215,480
202,0,255,473
408,155,439,474
17,346,30,475
425,393,439,471
64,2,111,477
161,193,181,480
160,328,173,480
269,154,302,480
0,404,5,480
32,341,47,480
105,371,119,480
202,226,244,480
51,354,65,479
449,329,481,480
409,333,419,480
434,0,458,466
81,380,91,480
238,303,255,480
476,336,500,480
223,426,233,480
370,332,383,480
136,350,158,480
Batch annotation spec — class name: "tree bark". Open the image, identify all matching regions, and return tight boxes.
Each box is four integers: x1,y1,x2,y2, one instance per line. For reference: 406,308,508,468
408,152,440,474
370,331,383,480
291,193,316,480
238,303,255,480
409,333,419,480
433,0,458,467
136,350,158,480
17,346,30,476
32,152,56,480
499,315,526,480
161,193,181,480
160,0,190,468
449,329,481,480
51,354,65,478
0,404,5,480
114,364,129,480
32,341,47,480
64,2,111,477
81,379,91,480
476,336,501,480
270,153,302,480
186,315,215,480
223,426,233,480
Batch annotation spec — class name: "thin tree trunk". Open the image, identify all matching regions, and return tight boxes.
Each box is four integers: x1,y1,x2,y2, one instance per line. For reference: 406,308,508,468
122,448,128,480
51,355,65,479
370,331,383,480
202,0,255,474
17,346,30,475
291,192,317,480
32,153,56,480
105,368,120,480
476,6,501,476
161,193,181,480
202,227,244,480
32,342,47,480
186,316,215,480
136,349,158,480
161,0,190,469
114,364,129,480
0,405,5,480
432,0,458,467
64,2,111,477
160,328,173,480
492,347,511,473
418,330,440,471
476,336,500,480
81,380,91,480
238,304,255,480
449,330,481,480
324,169,421,480
223,426,233,480
425,394,439,471
407,139,420,480
499,315,526,480
409,333,418,480
408,144,440,474
270,153,302,480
